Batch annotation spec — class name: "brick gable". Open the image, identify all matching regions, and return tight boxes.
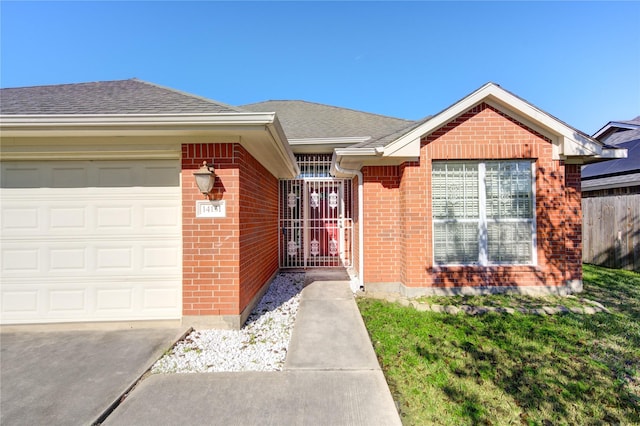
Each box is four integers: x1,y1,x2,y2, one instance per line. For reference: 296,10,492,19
363,103,582,293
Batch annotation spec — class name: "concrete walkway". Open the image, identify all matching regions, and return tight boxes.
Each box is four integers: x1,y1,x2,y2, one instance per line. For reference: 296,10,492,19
104,272,402,426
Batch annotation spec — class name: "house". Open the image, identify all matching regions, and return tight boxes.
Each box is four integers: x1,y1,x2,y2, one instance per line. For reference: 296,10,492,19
0,79,625,328
582,117,640,270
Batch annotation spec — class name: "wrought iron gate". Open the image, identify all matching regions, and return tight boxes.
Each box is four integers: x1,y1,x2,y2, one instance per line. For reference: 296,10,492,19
279,156,353,268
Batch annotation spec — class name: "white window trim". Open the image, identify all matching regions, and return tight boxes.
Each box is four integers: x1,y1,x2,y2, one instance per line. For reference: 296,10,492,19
432,160,538,267
478,162,488,265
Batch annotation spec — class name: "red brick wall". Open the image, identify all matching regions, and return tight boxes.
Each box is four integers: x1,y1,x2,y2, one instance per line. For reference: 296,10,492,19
399,160,426,286
362,103,583,289
361,165,402,283
564,164,582,284
182,143,278,318
237,146,279,309
352,176,361,277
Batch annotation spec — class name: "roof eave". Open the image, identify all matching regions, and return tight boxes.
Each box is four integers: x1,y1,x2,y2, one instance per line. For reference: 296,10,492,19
0,112,284,133
571,147,629,165
0,112,300,179
263,117,300,178
333,145,420,170
288,137,371,154
360,83,621,165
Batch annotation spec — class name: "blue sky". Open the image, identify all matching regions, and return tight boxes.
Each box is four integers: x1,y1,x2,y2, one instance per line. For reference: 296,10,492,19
2,1,639,135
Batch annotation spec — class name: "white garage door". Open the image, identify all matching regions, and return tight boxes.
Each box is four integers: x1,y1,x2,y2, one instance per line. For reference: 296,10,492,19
0,160,182,324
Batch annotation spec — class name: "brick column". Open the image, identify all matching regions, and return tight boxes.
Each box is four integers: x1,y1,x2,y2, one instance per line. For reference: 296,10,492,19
182,143,241,329
564,163,583,290
181,143,280,329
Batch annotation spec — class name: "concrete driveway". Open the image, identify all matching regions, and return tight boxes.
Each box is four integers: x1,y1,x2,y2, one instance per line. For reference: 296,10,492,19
0,326,186,426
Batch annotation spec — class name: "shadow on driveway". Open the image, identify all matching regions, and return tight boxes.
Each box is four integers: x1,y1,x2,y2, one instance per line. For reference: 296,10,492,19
0,326,185,426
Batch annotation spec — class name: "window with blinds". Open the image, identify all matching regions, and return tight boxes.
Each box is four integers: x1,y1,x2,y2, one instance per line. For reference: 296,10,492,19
432,163,480,263
432,160,535,265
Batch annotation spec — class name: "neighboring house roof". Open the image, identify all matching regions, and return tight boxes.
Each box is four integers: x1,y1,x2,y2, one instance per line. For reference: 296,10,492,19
242,100,415,141
605,127,640,146
592,116,640,141
0,78,244,115
582,119,640,191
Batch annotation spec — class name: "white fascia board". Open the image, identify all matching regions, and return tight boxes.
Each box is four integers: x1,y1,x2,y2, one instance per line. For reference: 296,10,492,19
560,133,626,162
289,137,372,154
332,147,371,174
334,147,379,157
600,147,629,159
333,141,419,169
0,112,280,126
0,113,281,136
383,137,421,158
560,135,601,157
382,83,614,161
330,157,363,177
334,147,377,166
471,87,612,160
382,83,502,157
264,117,300,178
382,133,422,158
573,147,629,164
333,148,417,171
289,136,372,146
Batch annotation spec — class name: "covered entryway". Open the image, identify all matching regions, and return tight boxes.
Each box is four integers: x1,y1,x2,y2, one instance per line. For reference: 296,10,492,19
0,159,182,324
279,155,353,268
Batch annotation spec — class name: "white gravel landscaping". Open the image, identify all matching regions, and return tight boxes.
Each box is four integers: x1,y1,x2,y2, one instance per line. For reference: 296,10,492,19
151,272,305,374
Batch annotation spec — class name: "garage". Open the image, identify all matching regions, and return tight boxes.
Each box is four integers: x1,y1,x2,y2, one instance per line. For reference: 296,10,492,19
1,159,182,324
1,78,302,328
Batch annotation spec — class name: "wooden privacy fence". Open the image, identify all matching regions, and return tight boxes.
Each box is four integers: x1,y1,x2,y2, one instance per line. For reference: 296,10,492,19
582,193,640,271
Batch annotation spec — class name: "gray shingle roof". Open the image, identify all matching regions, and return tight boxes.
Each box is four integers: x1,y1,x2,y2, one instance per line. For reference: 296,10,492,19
583,129,640,180
617,116,640,126
583,116,640,190
242,100,415,141
350,117,431,149
0,79,244,115
593,116,640,141
602,127,640,146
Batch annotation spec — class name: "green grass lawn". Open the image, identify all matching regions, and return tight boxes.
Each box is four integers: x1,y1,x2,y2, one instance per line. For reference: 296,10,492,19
357,264,640,425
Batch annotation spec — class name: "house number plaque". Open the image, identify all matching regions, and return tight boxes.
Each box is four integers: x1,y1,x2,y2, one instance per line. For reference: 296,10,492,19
196,200,226,218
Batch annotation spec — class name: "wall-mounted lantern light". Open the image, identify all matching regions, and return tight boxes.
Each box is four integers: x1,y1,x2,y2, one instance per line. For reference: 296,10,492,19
193,160,216,197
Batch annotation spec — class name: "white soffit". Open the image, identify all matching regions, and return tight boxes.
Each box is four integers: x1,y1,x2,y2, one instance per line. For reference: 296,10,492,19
289,137,371,154
0,113,299,179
